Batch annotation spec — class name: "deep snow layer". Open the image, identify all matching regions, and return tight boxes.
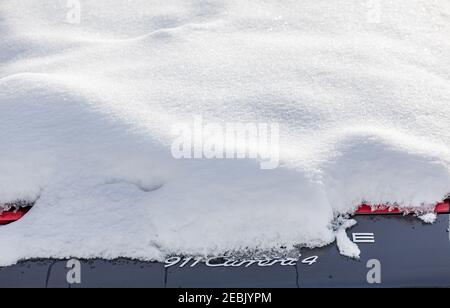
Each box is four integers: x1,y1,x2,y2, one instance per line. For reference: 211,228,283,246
0,0,450,265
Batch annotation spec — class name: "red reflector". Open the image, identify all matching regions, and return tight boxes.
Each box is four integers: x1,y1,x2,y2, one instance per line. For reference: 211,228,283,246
0,208,31,225
355,200,450,215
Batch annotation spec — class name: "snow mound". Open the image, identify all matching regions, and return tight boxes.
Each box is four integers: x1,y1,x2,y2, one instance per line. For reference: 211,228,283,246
0,0,450,265
419,213,437,224
336,219,361,259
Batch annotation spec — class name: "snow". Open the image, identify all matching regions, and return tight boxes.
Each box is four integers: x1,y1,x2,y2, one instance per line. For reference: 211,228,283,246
418,213,437,224
335,219,361,259
0,0,450,265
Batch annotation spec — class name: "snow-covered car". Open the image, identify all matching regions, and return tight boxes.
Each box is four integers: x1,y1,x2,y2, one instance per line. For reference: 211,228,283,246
1,198,449,288
1,0,450,289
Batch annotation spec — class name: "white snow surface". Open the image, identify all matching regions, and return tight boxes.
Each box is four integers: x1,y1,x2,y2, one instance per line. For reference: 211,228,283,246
419,213,438,224
1,0,450,265
336,219,361,259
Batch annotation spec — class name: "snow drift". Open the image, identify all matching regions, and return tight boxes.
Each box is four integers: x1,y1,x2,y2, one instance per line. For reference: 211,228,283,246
0,0,450,265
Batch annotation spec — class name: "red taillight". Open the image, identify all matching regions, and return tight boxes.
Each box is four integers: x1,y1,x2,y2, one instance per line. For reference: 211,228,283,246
435,201,450,214
355,200,450,215
0,207,31,225
2,202,448,224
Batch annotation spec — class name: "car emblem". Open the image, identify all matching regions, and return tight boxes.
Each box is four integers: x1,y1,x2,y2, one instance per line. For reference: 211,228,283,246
352,233,375,243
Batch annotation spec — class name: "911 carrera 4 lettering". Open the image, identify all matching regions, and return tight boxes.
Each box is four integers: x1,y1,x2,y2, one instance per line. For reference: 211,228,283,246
165,256,318,268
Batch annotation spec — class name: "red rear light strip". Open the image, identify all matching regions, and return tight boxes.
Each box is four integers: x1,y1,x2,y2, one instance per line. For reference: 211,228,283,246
0,208,31,225
355,201,450,215
1,201,449,225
